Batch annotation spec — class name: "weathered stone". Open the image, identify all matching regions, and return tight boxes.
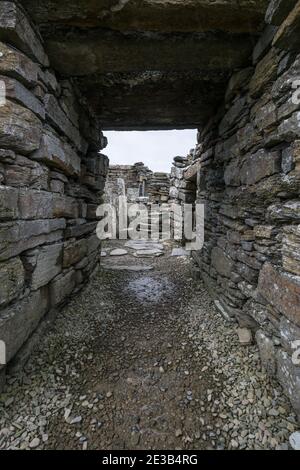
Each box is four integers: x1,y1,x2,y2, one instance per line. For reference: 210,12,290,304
277,349,300,419
224,159,241,186
1,75,45,120
282,146,295,173
43,94,85,152
240,150,281,186
0,2,48,66
225,67,253,103
256,330,277,377
53,195,79,219
267,200,300,222
237,327,253,346
50,270,77,307
236,262,259,283
249,48,281,98
211,247,233,278
65,221,97,239
0,41,38,87
0,257,24,308
258,262,300,326
29,243,63,290
0,186,18,220
19,189,53,220
282,225,300,275
5,155,49,190
63,239,87,268
0,101,42,155
266,0,298,25
219,97,247,135
277,112,300,142
272,1,300,50
254,225,277,239
0,219,65,261
280,316,300,354
0,287,48,363
32,129,81,177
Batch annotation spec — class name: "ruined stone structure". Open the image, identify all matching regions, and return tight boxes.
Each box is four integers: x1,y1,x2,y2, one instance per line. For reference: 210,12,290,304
0,1,109,382
0,0,299,419
105,163,170,204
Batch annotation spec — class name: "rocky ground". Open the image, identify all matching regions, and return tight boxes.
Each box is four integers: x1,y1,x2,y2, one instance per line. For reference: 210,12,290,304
0,241,298,450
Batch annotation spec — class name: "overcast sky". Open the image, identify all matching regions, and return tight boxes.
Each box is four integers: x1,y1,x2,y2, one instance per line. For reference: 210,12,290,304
104,130,197,173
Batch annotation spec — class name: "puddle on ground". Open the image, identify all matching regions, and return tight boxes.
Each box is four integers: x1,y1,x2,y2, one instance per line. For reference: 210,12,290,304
126,276,175,303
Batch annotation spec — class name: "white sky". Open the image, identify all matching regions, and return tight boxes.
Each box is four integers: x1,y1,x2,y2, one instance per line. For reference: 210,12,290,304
104,130,197,173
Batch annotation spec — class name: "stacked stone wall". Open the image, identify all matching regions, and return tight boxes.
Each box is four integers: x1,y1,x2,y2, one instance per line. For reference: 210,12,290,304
191,1,300,418
0,1,108,379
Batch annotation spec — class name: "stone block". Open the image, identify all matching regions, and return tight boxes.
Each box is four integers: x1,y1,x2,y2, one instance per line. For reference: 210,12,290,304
1,75,45,120
32,129,81,177
240,149,281,186
256,330,277,377
63,239,87,268
236,262,259,283
50,270,77,307
254,225,277,239
0,41,38,88
0,185,18,220
0,100,42,155
29,243,63,290
237,327,253,345
0,219,65,261
86,234,101,256
282,225,300,275
211,246,233,278
277,348,300,420
5,155,49,190
224,159,241,186
65,221,97,239
0,287,48,364
43,94,85,152
0,257,24,308
267,200,300,222
249,48,280,98
219,96,247,135
258,262,300,326
18,189,53,219
53,194,79,219
280,316,300,354
277,112,300,142
0,2,48,66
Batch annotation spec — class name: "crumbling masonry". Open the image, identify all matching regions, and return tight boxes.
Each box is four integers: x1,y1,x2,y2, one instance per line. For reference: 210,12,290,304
0,0,299,419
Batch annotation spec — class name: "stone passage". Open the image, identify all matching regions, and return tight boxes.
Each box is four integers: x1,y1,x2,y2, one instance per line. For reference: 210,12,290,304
0,0,300,428
0,2,108,383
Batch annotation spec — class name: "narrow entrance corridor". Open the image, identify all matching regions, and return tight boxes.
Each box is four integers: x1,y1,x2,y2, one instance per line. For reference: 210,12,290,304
0,241,297,450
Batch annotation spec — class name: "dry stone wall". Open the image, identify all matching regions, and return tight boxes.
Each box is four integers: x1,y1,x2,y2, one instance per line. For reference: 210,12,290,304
189,1,300,418
0,1,108,380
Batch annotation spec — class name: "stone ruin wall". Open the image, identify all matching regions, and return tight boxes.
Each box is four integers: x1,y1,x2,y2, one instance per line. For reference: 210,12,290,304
105,162,170,205
170,4,300,419
0,2,108,383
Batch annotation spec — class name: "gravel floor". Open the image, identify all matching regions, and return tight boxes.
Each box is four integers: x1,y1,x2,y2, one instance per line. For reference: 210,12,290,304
0,241,298,450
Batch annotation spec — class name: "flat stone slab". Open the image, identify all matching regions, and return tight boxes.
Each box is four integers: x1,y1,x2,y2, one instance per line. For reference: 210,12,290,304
134,249,164,258
109,249,128,256
125,240,164,251
100,251,107,257
101,264,154,272
171,248,189,257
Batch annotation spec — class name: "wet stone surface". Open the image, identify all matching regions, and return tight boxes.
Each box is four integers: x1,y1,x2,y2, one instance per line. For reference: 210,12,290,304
0,241,298,450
